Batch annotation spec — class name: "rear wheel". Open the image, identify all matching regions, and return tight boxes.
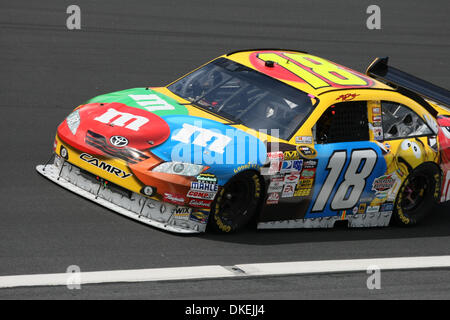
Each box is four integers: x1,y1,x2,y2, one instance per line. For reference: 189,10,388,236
208,171,262,233
393,163,440,226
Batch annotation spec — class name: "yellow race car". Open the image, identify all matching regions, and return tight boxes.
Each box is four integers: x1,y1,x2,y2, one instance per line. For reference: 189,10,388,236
37,49,450,233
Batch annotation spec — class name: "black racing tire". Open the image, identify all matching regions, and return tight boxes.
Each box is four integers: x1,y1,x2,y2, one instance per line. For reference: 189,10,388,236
207,170,263,233
393,163,440,226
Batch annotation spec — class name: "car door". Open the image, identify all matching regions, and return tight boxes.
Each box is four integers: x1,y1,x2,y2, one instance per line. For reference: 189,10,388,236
304,100,388,220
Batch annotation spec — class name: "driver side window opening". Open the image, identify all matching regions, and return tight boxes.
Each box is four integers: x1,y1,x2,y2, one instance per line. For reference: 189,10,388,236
381,101,433,140
315,101,369,144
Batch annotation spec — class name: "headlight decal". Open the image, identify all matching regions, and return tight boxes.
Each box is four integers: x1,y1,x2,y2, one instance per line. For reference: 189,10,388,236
66,110,80,135
152,162,205,176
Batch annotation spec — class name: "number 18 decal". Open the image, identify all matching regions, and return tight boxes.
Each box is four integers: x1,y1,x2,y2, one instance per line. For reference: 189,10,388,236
312,149,377,212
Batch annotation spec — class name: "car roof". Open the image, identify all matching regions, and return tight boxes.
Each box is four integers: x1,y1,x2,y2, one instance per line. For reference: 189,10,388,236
224,49,393,97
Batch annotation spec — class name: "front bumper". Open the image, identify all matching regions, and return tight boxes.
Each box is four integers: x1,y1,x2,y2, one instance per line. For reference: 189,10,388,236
36,155,207,234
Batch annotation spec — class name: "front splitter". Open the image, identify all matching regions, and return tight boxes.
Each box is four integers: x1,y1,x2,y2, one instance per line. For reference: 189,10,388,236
36,157,205,234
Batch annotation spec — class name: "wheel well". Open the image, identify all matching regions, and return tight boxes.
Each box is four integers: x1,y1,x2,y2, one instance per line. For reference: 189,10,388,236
399,161,441,202
230,169,266,226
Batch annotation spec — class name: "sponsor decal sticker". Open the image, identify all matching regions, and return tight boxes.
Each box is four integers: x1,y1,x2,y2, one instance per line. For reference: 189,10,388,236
380,202,394,212
284,172,301,184
281,184,295,198
172,207,192,220
233,163,260,174
268,160,282,175
372,174,396,192
297,178,313,189
267,151,284,174
295,136,313,144
372,127,383,140
267,177,284,193
196,173,218,184
358,203,367,214
190,181,218,192
79,153,132,179
267,151,284,160
187,190,216,200
294,188,311,197
303,159,318,169
366,205,380,213
188,199,212,209
266,192,280,205
280,160,303,173
336,93,360,101
283,150,300,160
372,115,382,122
301,168,316,179
164,193,186,206
189,211,209,224
372,172,402,201
296,145,317,159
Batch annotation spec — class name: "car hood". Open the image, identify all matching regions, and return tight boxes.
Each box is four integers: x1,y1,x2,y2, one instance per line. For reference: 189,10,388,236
58,88,267,179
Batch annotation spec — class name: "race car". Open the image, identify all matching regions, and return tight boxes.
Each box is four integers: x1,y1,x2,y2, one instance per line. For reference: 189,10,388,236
36,49,450,233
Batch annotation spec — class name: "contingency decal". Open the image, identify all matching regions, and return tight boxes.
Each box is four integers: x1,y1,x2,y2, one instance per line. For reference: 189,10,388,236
86,88,189,116
260,143,317,216
249,52,374,89
305,141,387,218
150,115,267,184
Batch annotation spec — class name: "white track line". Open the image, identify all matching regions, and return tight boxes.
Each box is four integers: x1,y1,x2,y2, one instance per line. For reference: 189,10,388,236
1,256,450,289
0,266,235,289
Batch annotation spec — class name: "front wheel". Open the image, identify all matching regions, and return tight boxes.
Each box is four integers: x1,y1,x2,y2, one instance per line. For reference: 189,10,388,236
393,163,440,226
208,171,263,233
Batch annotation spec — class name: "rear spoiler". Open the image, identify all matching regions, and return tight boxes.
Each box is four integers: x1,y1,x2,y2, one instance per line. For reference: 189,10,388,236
366,57,450,114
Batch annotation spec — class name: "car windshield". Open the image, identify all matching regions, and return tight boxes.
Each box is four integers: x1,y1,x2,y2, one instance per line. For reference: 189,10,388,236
167,57,318,140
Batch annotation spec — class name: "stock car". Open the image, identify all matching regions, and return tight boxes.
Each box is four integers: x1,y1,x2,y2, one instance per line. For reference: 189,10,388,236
36,49,450,233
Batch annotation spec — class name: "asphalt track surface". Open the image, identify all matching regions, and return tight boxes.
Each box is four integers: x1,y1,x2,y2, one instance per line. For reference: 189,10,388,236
0,0,449,300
